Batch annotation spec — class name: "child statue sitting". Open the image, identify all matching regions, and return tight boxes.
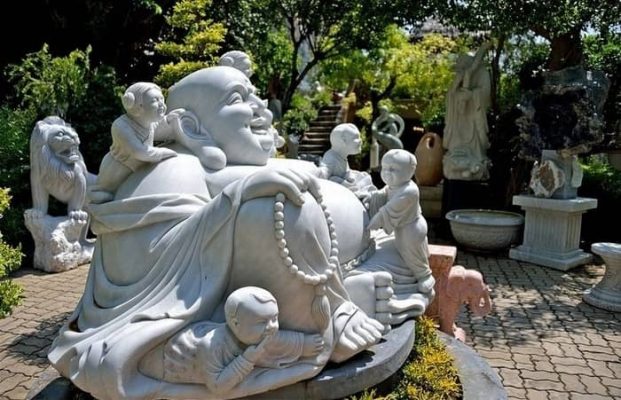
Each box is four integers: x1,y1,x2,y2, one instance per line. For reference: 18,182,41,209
89,82,180,203
318,123,375,197
149,286,324,395
366,149,435,294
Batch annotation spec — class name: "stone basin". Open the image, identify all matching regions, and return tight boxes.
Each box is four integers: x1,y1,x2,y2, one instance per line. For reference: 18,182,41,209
445,209,524,252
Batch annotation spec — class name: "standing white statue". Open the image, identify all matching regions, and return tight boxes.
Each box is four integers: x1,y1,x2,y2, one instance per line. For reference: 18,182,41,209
443,42,492,181
49,65,434,400
24,116,96,272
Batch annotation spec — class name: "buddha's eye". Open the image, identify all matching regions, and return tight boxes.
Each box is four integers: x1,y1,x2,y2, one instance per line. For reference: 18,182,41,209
227,92,244,105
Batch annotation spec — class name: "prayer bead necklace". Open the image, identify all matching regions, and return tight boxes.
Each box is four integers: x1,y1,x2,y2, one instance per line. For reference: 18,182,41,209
273,192,339,286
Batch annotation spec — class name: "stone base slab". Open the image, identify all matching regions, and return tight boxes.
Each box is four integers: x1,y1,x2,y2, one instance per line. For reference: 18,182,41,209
509,246,593,271
583,287,621,312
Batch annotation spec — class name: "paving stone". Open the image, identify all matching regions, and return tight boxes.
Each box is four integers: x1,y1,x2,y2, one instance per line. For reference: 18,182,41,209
499,368,523,388
548,391,571,400
4,384,29,400
524,379,565,391
578,375,609,396
570,394,611,400
582,351,619,362
585,359,615,378
0,373,29,392
525,388,549,399
559,373,586,393
534,360,556,372
521,370,560,382
601,377,621,389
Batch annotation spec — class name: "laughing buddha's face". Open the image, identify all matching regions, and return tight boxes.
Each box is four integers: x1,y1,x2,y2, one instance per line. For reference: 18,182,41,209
167,66,274,166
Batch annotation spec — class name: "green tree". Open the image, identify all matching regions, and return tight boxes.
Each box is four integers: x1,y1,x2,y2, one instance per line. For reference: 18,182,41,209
154,0,226,88
321,28,461,128
215,0,428,114
0,189,24,318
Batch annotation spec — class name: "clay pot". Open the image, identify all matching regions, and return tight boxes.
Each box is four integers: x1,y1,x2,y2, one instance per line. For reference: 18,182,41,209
414,132,444,186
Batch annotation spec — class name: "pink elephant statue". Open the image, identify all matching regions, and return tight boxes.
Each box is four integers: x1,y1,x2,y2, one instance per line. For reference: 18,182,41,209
439,265,492,341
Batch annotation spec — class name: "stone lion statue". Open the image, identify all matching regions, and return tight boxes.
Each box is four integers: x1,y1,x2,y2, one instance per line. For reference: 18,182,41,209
29,116,95,220
25,116,96,272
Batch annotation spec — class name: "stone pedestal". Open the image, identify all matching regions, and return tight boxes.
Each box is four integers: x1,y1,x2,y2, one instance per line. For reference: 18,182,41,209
425,244,458,323
24,210,94,273
583,242,621,312
509,195,597,271
420,184,443,218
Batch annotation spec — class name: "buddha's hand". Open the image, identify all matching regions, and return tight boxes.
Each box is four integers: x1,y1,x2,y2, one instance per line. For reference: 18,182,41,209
241,168,321,206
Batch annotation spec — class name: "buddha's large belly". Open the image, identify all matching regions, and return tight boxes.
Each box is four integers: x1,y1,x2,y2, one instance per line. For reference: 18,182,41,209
225,180,370,333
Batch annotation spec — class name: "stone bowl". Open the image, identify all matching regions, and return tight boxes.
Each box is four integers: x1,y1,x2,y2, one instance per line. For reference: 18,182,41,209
445,209,524,252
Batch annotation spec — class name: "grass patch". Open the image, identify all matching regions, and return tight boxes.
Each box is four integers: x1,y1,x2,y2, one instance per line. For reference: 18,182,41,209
350,316,461,400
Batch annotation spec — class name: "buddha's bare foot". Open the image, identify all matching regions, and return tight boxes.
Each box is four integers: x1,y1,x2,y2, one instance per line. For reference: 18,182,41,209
331,302,383,363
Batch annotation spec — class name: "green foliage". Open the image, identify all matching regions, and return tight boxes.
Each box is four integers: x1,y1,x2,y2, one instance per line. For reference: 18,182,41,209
212,0,427,113
251,28,295,96
154,0,226,87
397,317,461,400
0,107,37,245
581,156,621,201
321,29,461,129
6,44,91,117
583,33,621,134
2,45,123,250
279,91,331,139
0,189,24,318
350,316,461,400
426,0,620,40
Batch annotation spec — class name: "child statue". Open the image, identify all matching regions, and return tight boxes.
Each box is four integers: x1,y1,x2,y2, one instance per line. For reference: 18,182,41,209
318,123,375,197
366,149,435,294
88,82,180,203
147,287,324,395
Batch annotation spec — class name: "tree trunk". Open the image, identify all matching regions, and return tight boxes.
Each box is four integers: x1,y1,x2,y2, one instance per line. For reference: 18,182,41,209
547,27,583,71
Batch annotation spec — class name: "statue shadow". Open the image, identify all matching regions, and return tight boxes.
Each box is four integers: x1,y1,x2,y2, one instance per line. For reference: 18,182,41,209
454,251,620,348
6,310,72,365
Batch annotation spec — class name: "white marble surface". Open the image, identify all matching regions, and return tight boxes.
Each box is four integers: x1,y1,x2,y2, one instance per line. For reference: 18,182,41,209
48,65,434,400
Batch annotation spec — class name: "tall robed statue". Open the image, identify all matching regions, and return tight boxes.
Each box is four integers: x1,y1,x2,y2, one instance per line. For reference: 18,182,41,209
442,42,492,181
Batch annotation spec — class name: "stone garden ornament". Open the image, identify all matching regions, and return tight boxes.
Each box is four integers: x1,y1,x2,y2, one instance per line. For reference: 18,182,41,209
370,106,404,169
49,65,435,400
443,42,492,181
24,116,96,272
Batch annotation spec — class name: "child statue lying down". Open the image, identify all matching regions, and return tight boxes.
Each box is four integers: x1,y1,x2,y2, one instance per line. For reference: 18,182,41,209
48,65,433,400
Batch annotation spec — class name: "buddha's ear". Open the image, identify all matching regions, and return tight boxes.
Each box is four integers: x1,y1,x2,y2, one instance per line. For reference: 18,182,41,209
173,109,227,170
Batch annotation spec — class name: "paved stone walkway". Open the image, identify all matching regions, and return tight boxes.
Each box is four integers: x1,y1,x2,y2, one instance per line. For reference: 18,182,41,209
0,252,619,399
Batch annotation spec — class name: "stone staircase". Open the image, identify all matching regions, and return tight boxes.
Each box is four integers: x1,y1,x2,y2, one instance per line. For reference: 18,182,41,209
297,104,341,157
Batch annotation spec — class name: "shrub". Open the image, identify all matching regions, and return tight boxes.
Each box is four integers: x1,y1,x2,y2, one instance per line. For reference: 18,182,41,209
350,316,461,400
0,189,24,318
580,155,621,245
